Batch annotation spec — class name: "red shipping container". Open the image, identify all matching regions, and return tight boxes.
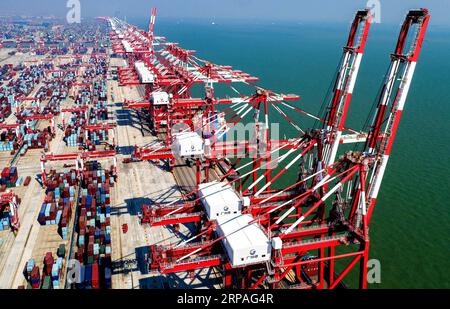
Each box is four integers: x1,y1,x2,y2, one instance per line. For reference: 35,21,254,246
92,263,100,289
77,247,84,263
63,187,69,198
30,266,40,280
50,203,57,217
79,218,86,230
44,252,54,274
9,175,17,184
1,167,10,178
61,212,69,227
62,204,69,217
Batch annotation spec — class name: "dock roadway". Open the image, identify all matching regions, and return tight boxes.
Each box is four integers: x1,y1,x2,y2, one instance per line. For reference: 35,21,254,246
173,158,222,194
109,70,184,288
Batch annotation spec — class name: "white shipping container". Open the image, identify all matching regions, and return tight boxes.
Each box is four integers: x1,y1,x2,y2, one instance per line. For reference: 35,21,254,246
198,181,242,220
216,214,271,267
172,132,204,158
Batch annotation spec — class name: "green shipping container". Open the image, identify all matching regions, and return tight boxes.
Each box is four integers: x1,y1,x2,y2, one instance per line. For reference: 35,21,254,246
57,244,66,258
42,276,51,289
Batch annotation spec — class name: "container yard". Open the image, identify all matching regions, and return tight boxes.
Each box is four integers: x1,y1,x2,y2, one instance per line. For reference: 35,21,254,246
0,0,447,298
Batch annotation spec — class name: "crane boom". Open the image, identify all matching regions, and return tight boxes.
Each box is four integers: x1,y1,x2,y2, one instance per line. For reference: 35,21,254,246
324,9,372,167
364,9,430,221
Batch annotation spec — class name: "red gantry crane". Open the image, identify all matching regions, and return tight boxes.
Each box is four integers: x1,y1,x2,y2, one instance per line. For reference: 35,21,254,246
138,8,429,289
107,9,264,140
139,8,372,231
135,9,371,195
0,192,21,232
40,150,118,183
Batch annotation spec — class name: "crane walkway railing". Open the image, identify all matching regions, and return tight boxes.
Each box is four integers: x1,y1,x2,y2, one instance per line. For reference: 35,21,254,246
282,233,348,250
162,254,223,271
152,211,202,224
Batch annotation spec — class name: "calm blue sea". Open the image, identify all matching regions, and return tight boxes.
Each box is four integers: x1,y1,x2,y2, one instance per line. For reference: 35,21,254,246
130,16,450,288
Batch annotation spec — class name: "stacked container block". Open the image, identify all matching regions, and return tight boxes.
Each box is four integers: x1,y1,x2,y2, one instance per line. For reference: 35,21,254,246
74,161,114,289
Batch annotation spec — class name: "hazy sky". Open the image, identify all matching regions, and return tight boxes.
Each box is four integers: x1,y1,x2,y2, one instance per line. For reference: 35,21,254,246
0,0,448,25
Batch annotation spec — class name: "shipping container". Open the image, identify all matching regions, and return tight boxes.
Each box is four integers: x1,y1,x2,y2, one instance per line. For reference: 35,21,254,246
84,265,92,289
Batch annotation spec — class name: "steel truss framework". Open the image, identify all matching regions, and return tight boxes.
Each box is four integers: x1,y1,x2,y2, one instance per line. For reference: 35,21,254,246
109,8,429,289
0,192,20,232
